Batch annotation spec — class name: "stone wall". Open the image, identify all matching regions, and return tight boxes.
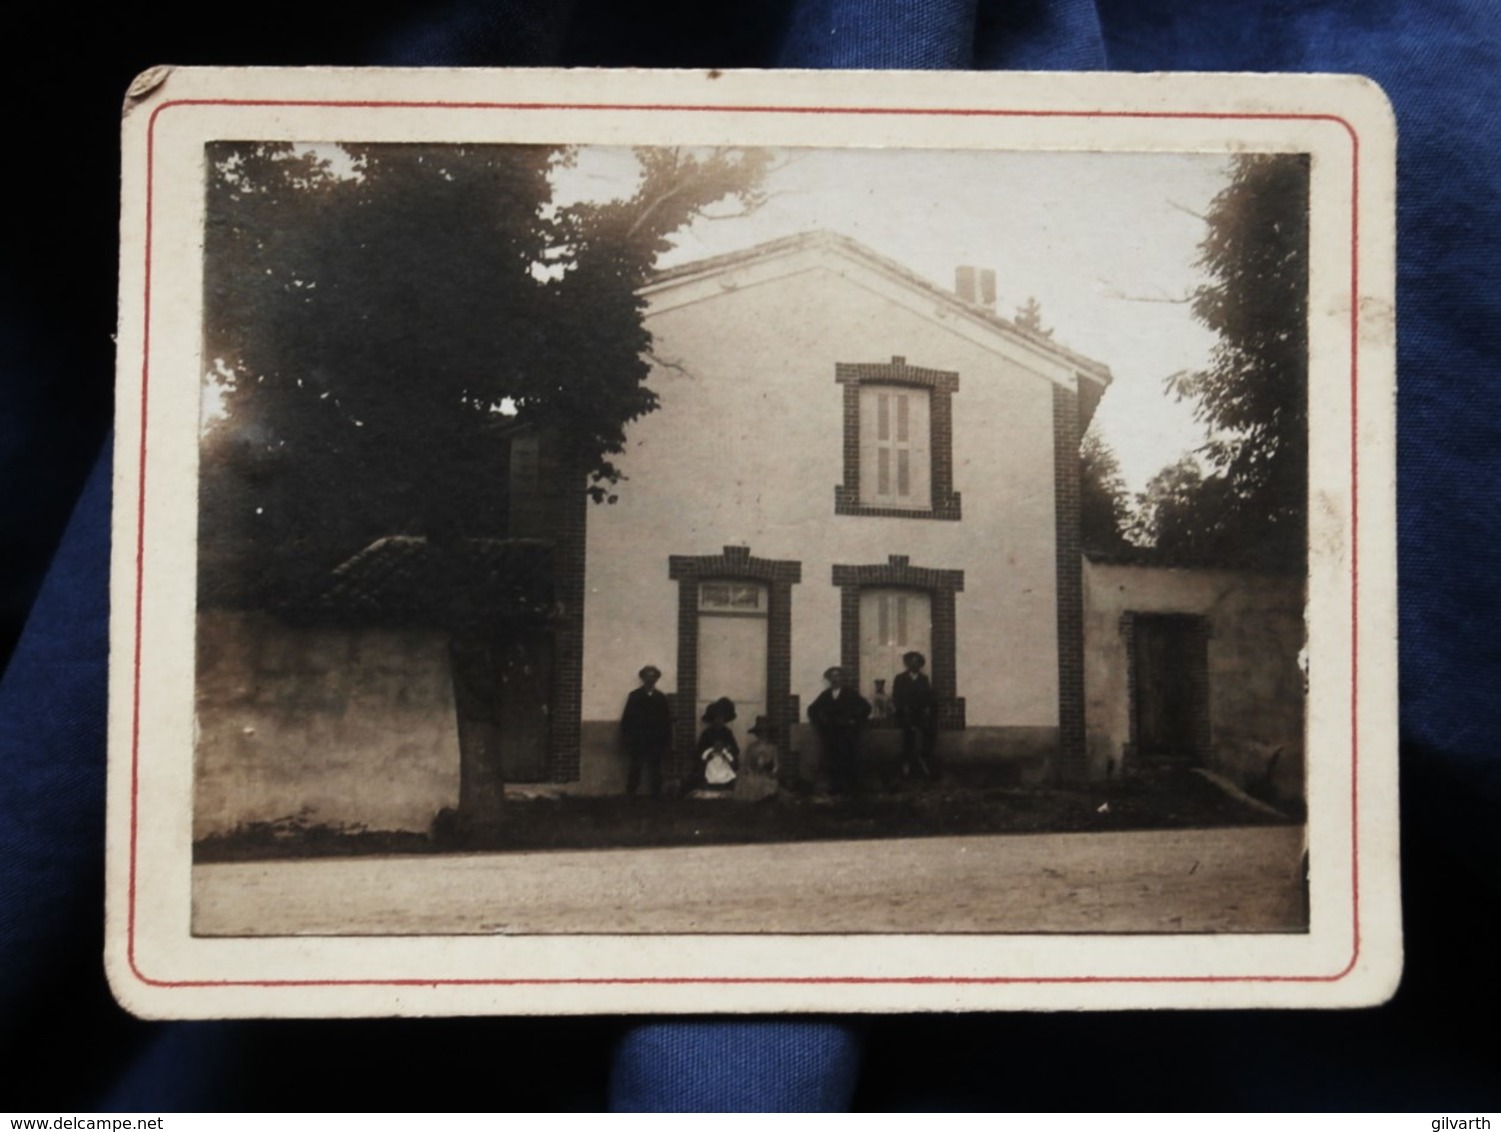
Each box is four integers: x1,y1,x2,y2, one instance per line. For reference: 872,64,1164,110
193,610,461,840
1082,560,1305,805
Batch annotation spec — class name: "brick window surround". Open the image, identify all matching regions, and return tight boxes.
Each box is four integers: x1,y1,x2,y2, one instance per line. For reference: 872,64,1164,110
831,555,966,730
834,356,961,521
667,546,801,780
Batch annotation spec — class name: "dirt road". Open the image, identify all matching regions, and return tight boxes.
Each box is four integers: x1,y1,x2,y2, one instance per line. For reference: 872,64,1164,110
192,824,1306,936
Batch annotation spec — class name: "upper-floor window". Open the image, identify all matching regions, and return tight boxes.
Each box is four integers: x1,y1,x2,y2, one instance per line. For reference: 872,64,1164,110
834,356,961,521
861,386,931,509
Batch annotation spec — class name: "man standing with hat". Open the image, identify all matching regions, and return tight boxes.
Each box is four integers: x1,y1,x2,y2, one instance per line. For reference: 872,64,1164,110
807,666,872,796
893,650,939,781
620,664,672,797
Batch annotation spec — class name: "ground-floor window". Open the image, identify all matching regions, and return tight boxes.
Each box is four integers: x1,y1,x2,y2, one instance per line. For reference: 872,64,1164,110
833,555,966,729
859,587,932,702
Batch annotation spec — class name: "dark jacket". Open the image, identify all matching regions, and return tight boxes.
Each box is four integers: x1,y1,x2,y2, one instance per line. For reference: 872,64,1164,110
621,686,673,749
892,670,937,728
808,686,872,730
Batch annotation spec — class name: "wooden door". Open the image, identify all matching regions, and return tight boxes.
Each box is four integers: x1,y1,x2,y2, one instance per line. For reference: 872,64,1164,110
1132,615,1208,761
696,580,768,752
494,626,553,782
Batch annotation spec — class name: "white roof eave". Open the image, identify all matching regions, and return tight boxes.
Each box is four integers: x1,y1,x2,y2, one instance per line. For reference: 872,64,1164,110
642,235,1111,393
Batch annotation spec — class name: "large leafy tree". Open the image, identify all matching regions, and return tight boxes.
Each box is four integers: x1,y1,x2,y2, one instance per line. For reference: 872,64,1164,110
1079,425,1132,555
1156,152,1310,570
200,143,770,606
1128,453,1239,561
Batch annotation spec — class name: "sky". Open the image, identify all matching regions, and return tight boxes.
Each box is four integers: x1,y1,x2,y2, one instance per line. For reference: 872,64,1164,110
205,143,1234,495
559,146,1232,494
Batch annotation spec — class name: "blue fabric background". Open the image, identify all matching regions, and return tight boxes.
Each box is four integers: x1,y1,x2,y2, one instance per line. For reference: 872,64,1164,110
2,0,1497,1112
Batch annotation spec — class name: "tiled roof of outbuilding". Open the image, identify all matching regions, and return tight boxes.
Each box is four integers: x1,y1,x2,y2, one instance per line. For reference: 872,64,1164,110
305,536,555,621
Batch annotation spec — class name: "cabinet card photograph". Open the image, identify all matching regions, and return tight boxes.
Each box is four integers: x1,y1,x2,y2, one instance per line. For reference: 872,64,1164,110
109,66,1399,1016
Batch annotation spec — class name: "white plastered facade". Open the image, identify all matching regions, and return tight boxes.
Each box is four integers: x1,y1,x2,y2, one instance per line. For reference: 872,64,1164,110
578,233,1109,779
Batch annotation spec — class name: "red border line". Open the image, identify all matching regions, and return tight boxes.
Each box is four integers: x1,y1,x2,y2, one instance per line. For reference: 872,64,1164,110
129,96,1363,991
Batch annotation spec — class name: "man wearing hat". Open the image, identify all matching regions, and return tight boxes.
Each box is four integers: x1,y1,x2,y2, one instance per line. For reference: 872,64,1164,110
807,666,872,795
620,664,673,797
893,650,939,781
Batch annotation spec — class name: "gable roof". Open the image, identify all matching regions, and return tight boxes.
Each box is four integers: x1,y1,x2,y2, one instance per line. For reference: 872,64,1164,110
643,231,1112,414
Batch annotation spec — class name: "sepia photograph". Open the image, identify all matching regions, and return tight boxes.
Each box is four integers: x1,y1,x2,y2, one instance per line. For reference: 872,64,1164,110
107,67,1397,1015
189,138,1309,937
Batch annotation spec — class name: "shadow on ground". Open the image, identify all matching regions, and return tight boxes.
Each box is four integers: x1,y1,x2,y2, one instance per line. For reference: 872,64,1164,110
194,765,1299,862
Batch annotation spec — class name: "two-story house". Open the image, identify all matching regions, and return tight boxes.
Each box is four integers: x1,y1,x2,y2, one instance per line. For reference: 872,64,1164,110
569,230,1112,790
194,229,1309,843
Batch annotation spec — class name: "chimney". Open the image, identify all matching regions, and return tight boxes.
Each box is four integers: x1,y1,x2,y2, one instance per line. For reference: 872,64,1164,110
954,266,997,310
955,265,977,303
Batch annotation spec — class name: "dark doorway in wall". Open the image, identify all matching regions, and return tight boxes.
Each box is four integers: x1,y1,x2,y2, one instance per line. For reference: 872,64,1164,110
493,626,554,782
1130,613,1210,762
452,625,555,829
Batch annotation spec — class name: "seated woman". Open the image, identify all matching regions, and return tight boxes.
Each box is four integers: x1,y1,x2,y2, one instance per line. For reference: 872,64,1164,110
690,697,739,798
734,716,780,803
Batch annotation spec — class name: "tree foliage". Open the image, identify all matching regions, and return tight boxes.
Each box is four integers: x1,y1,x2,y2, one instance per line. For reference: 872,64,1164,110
1079,426,1132,555
1127,453,1237,560
1014,295,1053,338
200,143,771,606
1153,152,1310,569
